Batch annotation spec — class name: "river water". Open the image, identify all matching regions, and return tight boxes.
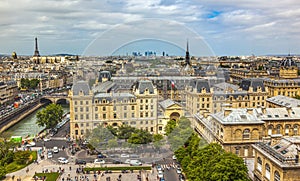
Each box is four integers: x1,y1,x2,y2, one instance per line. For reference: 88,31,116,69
5,104,69,138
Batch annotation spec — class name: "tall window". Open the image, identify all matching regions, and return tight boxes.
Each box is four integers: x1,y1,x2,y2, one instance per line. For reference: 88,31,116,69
274,171,280,181
294,125,298,135
276,125,281,134
265,163,270,180
285,125,289,136
243,129,250,139
268,125,273,135
257,157,262,172
113,113,117,118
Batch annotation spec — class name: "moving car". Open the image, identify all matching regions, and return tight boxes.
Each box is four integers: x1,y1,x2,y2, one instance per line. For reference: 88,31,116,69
47,151,53,159
177,168,182,174
53,146,59,153
43,137,51,142
58,157,68,164
158,170,164,178
130,160,142,166
172,155,177,160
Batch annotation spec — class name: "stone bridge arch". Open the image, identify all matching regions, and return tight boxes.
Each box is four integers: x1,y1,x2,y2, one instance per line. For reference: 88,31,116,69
40,96,69,104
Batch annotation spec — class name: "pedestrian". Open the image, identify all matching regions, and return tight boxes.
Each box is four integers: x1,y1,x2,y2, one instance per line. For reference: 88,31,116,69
69,166,72,171
12,175,15,181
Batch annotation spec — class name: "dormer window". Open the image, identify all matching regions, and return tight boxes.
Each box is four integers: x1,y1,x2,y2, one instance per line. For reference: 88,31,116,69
102,99,106,103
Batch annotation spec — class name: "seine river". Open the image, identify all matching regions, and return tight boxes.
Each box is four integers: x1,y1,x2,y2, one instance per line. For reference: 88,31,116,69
5,104,69,137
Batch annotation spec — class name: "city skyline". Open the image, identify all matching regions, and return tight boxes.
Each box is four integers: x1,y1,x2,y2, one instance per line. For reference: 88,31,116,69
0,0,300,56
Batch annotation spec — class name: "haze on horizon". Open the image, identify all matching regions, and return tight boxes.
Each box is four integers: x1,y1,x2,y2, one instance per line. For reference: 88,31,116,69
0,0,300,56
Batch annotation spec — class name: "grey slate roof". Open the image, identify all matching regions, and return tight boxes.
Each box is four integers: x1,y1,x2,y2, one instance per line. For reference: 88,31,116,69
240,78,265,91
190,79,211,93
159,99,181,110
94,92,135,102
98,71,111,83
267,95,300,108
280,56,297,67
137,80,154,94
72,81,90,95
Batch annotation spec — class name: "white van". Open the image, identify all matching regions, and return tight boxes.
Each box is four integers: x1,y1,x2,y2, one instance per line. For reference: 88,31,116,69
130,160,142,166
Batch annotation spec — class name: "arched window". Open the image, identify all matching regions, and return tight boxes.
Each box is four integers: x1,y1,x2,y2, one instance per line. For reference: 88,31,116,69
265,163,270,180
285,125,290,136
276,125,281,134
268,125,273,135
257,157,262,172
243,129,250,139
274,171,280,181
294,125,298,135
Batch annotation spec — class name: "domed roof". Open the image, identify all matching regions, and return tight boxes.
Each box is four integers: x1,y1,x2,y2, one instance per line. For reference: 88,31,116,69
280,56,296,67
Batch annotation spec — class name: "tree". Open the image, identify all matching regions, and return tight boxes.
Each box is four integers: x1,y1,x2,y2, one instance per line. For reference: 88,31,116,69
29,79,40,90
177,143,250,181
36,104,64,129
88,125,116,150
168,117,193,151
116,125,136,139
0,166,6,180
128,129,153,144
107,139,118,149
164,120,176,135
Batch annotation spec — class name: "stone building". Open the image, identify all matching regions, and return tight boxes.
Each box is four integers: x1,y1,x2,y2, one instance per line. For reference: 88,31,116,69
185,78,268,115
194,107,300,158
68,79,159,139
267,95,300,108
253,136,300,181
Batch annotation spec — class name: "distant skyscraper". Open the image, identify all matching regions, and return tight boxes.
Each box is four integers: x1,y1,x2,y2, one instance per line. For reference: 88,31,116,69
185,40,190,66
34,37,40,57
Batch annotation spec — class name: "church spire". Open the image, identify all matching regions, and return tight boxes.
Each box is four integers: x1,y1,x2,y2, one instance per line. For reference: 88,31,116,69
34,37,40,57
185,39,190,66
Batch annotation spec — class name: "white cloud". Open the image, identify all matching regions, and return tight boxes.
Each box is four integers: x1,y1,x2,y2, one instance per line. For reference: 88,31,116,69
0,0,300,55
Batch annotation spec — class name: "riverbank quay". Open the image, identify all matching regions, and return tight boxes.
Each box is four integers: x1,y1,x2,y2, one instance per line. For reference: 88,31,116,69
0,102,44,133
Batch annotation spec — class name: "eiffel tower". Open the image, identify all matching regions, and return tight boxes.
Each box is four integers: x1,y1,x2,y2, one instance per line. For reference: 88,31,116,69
34,37,40,57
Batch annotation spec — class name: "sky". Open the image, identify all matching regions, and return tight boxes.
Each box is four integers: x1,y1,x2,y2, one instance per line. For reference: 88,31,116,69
0,0,300,56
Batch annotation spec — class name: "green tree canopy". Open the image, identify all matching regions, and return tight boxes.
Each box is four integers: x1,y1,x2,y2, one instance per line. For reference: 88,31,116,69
20,78,40,90
175,138,250,181
128,129,153,144
164,120,177,135
168,117,193,151
36,104,64,129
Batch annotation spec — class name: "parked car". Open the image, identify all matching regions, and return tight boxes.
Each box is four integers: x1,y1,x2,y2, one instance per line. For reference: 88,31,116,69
58,157,68,164
120,154,130,158
113,160,123,164
94,159,105,164
75,159,86,165
97,153,107,158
